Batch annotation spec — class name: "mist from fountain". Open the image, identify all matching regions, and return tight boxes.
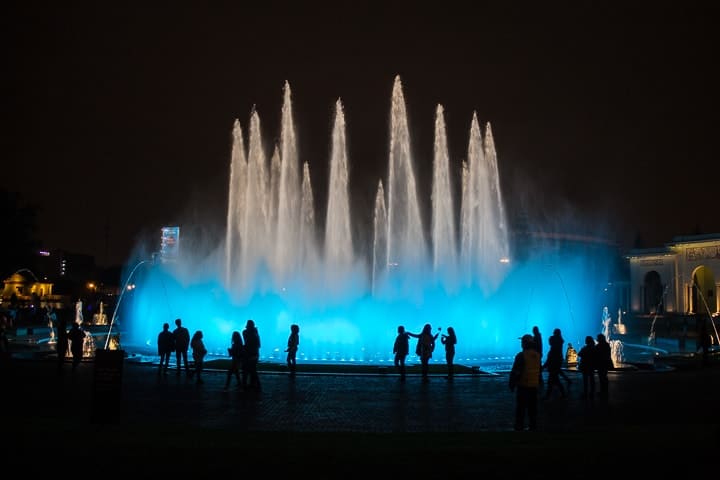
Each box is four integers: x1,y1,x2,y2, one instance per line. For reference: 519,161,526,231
121,76,620,365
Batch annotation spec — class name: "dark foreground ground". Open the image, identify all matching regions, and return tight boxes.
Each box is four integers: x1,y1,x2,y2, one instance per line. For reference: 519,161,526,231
4,351,719,477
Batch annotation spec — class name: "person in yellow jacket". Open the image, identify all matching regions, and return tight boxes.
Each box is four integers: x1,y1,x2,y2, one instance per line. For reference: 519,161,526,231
509,334,541,431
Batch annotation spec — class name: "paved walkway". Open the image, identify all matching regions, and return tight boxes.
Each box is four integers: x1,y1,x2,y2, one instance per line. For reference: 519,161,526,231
4,353,719,474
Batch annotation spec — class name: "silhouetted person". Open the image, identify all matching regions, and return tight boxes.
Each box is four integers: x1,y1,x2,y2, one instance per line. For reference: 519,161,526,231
189,330,207,384
224,331,244,391
242,319,261,391
173,318,190,376
393,325,411,381
441,326,457,380
408,323,438,382
543,328,567,400
55,312,69,373
285,324,299,377
532,326,544,388
578,335,596,400
509,334,541,431
157,322,174,375
595,333,612,397
67,321,86,371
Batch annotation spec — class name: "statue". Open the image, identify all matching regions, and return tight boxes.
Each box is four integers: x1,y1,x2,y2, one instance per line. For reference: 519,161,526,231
75,299,84,325
46,305,57,343
601,306,611,340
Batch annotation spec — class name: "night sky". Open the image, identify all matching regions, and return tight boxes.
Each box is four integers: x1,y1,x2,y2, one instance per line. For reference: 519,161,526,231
4,2,719,267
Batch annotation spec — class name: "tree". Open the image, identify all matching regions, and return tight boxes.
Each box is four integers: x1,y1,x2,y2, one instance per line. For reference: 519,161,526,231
0,188,40,279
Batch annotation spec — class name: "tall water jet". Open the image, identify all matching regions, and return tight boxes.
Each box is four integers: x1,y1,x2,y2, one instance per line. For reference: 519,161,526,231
275,81,301,285
299,162,319,277
324,99,354,286
482,122,510,283
268,145,281,263
460,113,509,294
122,76,620,366
239,108,270,293
225,120,246,287
372,180,388,296
387,75,427,288
431,104,458,289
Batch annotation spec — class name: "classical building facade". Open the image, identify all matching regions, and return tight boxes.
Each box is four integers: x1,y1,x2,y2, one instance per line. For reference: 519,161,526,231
1,269,54,302
627,234,720,318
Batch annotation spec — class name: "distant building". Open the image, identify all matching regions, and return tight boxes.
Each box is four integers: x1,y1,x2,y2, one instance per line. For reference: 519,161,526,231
34,249,96,284
1,269,53,301
159,226,180,263
626,233,720,317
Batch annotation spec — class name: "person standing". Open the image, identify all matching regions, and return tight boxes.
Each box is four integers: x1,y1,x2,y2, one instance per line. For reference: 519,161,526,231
440,326,457,380
173,318,190,376
543,328,568,399
157,322,174,375
532,326,544,388
578,335,597,400
285,324,299,377
595,333,612,397
55,312,69,373
189,330,207,384
67,321,86,371
224,331,244,391
509,334,542,431
242,319,262,391
408,323,438,382
393,325,411,381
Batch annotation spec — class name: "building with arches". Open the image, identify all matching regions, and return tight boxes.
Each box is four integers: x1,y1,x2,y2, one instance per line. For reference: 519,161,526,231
1,269,54,302
626,234,720,339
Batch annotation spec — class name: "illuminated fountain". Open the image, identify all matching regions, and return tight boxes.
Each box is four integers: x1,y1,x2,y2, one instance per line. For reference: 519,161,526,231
120,76,620,365
602,306,624,367
66,330,97,359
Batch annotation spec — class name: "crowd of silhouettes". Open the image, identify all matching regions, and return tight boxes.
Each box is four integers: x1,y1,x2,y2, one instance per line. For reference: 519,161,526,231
143,318,637,419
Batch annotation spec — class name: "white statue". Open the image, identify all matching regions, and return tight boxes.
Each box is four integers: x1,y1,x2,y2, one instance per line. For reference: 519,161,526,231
601,306,612,339
46,305,57,343
75,299,84,325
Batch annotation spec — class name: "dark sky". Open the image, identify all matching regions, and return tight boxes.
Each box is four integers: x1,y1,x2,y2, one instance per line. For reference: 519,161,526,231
4,1,719,267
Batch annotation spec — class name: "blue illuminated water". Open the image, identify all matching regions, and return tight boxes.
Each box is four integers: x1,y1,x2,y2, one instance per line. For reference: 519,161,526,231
120,76,617,364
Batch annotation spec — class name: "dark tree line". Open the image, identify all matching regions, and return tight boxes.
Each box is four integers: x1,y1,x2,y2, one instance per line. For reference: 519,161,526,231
0,188,40,279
